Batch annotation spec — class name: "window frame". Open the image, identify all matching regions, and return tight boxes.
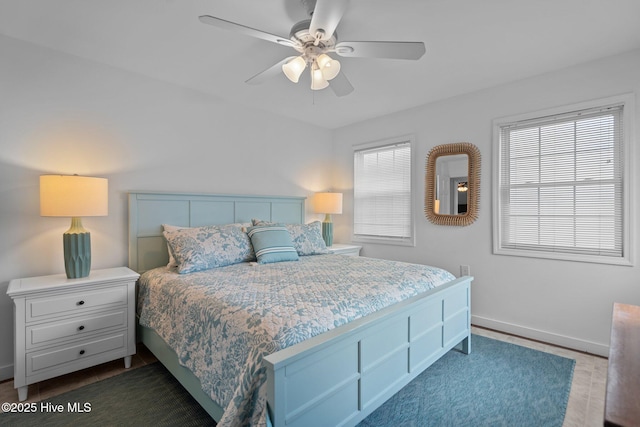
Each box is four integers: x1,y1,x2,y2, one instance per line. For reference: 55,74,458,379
492,94,634,266
352,135,416,247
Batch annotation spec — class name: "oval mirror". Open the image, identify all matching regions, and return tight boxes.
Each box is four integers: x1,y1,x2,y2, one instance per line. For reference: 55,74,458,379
425,142,481,226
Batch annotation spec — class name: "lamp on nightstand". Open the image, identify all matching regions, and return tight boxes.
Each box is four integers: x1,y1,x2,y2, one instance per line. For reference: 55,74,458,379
313,192,343,247
40,175,108,279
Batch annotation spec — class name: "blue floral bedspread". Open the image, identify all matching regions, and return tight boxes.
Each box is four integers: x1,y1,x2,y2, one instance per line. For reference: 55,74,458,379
137,255,455,426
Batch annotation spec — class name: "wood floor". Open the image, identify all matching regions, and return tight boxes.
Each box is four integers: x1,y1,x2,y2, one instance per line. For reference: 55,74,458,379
1,327,608,426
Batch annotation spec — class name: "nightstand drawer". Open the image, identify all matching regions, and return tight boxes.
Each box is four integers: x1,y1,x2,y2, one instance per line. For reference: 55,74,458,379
27,332,127,375
26,285,127,321
26,309,127,349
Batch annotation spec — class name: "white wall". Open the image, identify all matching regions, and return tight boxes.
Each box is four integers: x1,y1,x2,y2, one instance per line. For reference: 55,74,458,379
0,35,333,380
332,49,640,356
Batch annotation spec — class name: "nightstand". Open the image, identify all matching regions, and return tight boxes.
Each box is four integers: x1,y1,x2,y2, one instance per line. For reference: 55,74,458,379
7,267,139,401
327,243,362,256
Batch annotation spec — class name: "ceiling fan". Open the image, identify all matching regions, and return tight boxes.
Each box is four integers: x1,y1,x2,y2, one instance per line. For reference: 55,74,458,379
198,0,426,97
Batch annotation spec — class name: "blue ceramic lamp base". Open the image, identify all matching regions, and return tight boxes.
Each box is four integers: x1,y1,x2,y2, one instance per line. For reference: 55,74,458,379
63,217,91,279
322,214,333,247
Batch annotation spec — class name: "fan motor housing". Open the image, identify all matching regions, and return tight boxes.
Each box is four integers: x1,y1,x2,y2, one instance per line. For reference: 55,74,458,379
289,19,337,54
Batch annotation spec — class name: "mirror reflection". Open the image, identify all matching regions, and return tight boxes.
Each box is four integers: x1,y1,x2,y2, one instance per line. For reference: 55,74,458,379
435,154,469,216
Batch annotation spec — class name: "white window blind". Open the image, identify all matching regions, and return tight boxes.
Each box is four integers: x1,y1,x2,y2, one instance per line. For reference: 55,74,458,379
497,104,624,260
353,140,412,242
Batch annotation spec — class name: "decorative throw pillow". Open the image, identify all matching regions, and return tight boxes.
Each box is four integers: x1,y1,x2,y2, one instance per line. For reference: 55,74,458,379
164,224,254,274
286,221,330,256
252,219,329,256
247,226,299,264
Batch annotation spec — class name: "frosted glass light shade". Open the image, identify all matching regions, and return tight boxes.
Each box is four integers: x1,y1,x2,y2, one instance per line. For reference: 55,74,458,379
316,54,341,80
282,56,306,83
310,67,329,90
313,192,343,214
40,175,108,217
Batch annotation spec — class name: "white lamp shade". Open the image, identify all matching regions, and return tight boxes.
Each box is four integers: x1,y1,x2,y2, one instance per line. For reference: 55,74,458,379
313,192,343,214
310,66,329,90
40,175,108,217
282,56,306,83
316,54,341,81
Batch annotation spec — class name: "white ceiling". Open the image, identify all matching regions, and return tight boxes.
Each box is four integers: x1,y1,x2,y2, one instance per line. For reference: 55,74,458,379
2,0,640,129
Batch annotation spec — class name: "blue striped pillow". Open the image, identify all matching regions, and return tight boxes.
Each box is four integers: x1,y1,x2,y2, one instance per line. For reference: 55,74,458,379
247,226,299,264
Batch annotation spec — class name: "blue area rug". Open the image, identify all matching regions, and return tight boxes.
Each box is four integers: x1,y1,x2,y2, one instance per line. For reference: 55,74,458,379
0,362,215,427
0,334,574,427
359,334,575,427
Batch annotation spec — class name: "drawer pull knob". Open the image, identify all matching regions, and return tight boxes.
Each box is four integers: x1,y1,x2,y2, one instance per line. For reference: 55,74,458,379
78,325,85,331
79,350,85,355
77,300,85,306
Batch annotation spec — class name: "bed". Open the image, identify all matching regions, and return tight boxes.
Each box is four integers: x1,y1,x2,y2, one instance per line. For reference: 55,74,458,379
129,191,472,427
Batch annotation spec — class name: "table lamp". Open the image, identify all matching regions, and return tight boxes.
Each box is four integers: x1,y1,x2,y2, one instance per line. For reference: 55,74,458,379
313,192,343,247
40,175,108,278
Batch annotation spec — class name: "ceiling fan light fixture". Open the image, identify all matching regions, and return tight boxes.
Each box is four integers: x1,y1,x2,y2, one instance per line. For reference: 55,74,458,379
316,54,341,80
310,65,329,90
199,1,425,96
282,56,306,83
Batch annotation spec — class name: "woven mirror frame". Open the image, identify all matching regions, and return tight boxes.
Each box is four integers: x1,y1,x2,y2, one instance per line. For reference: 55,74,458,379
425,142,481,226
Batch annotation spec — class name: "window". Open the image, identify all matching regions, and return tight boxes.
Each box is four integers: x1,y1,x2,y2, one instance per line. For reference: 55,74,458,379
493,95,633,265
353,136,414,245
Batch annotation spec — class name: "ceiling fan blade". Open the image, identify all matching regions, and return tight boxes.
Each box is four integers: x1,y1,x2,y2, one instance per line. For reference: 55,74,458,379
199,15,297,48
329,71,354,97
309,0,350,41
245,57,296,85
335,41,426,60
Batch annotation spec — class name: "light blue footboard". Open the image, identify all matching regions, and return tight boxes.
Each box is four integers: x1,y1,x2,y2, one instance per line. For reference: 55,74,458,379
264,276,472,427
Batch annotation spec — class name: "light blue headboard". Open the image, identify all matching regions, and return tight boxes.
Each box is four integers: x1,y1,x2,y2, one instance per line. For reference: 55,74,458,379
128,192,306,273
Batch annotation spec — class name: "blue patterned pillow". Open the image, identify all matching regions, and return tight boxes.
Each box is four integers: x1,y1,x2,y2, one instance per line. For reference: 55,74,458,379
164,224,254,274
163,223,254,269
286,221,329,256
162,224,189,268
251,220,329,256
247,226,299,264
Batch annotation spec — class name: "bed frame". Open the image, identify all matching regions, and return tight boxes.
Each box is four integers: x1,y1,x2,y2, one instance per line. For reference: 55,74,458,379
128,191,472,427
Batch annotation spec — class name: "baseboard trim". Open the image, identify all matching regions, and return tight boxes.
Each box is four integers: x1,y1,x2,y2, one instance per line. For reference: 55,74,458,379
0,364,13,382
472,315,609,357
